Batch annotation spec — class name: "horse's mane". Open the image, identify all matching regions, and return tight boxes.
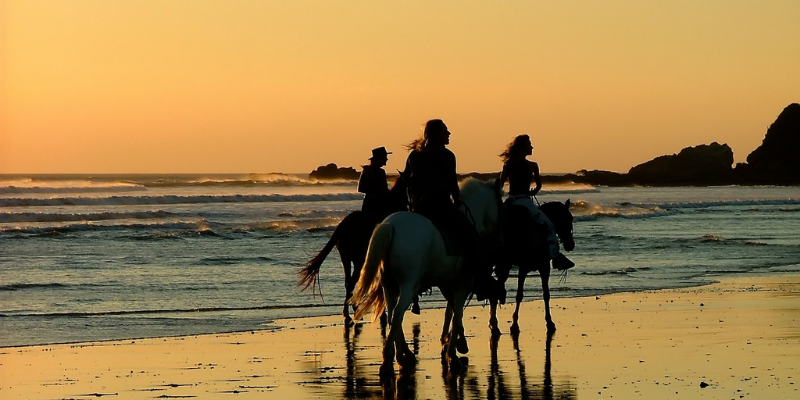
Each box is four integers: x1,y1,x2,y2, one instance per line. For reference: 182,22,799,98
459,177,497,199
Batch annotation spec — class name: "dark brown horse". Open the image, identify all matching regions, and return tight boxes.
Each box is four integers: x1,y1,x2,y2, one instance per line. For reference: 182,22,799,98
489,199,575,335
298,176,408,324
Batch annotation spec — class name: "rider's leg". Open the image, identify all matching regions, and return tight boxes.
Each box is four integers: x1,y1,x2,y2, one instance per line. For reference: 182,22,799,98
520,199,574,271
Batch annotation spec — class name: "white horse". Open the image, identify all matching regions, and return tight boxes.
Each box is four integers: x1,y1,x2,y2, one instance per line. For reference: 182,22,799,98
350,178,501,373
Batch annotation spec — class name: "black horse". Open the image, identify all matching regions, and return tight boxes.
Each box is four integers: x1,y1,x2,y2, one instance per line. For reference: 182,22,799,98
298,176,408,324
489,199,575,335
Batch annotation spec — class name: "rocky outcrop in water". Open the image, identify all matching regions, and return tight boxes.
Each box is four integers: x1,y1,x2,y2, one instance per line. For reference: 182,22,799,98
626,142,735,185
736,103,800,184
309,163,360,181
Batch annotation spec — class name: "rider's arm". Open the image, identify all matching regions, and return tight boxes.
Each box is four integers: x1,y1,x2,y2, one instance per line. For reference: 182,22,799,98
496,163,509,193
447,151,460,204
530,161,542,196
356,167,369,194
377,168,390,194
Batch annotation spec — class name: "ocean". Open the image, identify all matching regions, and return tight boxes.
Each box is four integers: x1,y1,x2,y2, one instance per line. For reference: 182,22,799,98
1,174,798,348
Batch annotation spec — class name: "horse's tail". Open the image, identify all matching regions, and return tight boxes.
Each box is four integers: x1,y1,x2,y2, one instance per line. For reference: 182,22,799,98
297,221,342,296
351,223,393,323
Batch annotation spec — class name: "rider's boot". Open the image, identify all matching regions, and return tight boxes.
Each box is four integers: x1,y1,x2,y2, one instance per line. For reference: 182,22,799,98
552,253,575,271
411,296,421,315
471,251,503,302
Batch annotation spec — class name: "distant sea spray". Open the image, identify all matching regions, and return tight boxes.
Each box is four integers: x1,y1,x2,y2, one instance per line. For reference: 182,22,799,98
0,193,364,207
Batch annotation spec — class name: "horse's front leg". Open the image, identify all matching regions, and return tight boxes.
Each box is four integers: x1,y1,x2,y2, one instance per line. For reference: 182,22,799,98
540,266,556,333
489,260,510,336
440,301,453,346
510,270,528,335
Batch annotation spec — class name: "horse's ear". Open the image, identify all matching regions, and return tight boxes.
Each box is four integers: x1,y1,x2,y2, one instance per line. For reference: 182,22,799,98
565,199,571,208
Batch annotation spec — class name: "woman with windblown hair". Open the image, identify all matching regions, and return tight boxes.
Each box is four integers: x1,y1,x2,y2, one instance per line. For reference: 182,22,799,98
402,119,500,301
497,134,575,271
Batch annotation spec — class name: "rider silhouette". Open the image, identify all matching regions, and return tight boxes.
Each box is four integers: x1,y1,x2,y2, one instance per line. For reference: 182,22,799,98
403,119,500,301
497,134,575,271
357,146,392,224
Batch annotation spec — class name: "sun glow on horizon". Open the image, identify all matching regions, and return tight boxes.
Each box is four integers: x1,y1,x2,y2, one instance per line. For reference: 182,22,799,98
2,1,798,174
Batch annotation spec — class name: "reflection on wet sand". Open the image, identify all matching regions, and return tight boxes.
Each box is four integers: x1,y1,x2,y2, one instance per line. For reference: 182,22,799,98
301,322,576,399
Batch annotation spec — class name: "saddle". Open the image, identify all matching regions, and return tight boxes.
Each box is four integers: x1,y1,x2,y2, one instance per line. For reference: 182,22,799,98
428,217,463,256
412,199,466,257
502,199,550,264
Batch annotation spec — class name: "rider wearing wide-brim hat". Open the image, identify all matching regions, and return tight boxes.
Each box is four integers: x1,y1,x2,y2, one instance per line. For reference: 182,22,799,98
357,146,393,223
497,134,575,271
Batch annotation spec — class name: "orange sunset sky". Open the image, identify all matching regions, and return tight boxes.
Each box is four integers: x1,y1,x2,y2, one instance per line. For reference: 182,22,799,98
1,1,798,174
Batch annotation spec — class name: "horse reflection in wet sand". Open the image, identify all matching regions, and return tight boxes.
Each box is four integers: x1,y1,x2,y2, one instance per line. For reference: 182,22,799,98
298,176,408,324
490,199,575,335
303,323,576,400
350,178,501,373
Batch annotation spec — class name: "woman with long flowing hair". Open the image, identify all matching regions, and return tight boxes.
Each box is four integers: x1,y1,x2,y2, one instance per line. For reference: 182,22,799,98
497,134,574,271
401,119,500,301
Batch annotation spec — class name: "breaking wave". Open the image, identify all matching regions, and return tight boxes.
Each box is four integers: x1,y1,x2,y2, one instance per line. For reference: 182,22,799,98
0,185,148,194
0,210,174,223
0,216,344,236
0,193,363,207
660,198,800,209
569,198,800,221
571,200,671,221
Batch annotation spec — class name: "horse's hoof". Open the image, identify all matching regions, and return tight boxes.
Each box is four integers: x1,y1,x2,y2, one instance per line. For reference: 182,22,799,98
489,321,503,337
397,350,417,369
456,336,469,354
380,361,395,376
510,323,521,335
448,355,463,372
546,321,557,333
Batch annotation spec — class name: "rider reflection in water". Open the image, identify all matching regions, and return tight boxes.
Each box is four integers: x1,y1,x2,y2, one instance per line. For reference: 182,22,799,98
402,119,501,301
357,146,393,225
497,134,575,271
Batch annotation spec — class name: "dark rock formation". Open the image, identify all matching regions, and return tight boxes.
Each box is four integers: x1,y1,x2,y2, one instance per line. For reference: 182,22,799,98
627,142,735,185
564,170,629,186
309,163,360,181
736,103,800,184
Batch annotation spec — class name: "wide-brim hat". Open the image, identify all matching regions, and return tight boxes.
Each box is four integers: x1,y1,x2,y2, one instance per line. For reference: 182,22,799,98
370,147,392,160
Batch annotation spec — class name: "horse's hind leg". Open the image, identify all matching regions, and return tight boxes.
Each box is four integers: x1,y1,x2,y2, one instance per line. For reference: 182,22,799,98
390,288,417,369
446,290,469,372
540,266,556,333
510,271,528,335
440,301,453,346
489,301,501,337
341,254,354,324
380,283,400,373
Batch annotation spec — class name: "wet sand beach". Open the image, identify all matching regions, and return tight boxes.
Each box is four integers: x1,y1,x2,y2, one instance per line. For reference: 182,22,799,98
2,274,798,399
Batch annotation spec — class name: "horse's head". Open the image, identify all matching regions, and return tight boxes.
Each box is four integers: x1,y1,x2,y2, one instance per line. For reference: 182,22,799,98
388,172,409,212
540,199,575,252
